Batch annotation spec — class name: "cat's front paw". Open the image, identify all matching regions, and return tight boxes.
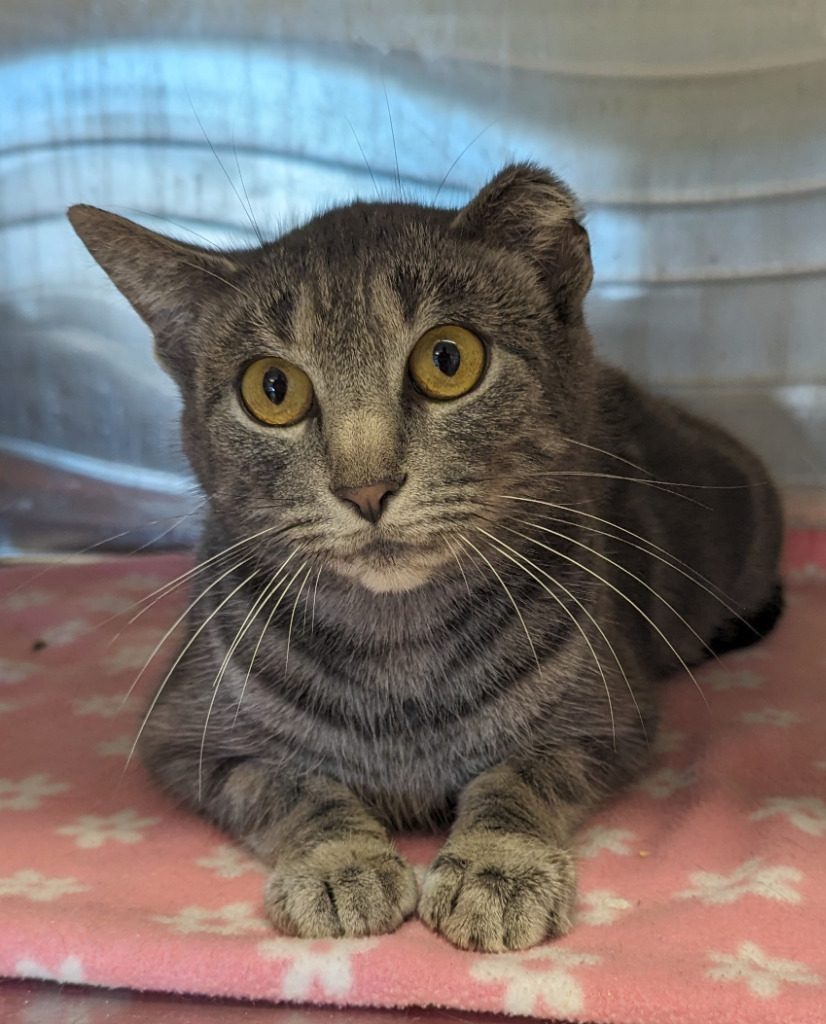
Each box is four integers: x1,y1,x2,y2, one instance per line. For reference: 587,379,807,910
264,838,418,938
419,831,576,952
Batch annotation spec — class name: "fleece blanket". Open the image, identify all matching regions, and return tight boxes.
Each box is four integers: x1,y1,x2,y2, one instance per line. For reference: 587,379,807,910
0,534,824,1024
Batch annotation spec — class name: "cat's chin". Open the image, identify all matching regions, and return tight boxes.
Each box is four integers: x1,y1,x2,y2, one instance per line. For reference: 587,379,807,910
329,559,433,594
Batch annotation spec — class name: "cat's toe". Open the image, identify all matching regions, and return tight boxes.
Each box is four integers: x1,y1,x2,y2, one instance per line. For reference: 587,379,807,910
264,838,418,938
419,832,576,952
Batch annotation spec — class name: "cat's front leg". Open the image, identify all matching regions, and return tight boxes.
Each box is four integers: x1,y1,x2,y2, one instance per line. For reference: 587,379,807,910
252,772,419,938
419,755,612,952
146,743,418,938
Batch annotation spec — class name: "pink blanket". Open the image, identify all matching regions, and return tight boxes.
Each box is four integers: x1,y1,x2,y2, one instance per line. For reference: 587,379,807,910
1,534,824,1023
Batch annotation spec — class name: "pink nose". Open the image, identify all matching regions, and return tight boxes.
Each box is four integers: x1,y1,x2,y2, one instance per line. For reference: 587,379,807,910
334,480,403,523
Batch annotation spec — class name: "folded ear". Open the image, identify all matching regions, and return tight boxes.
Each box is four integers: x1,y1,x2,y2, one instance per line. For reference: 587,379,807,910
67,206,242,374
452,163,593,323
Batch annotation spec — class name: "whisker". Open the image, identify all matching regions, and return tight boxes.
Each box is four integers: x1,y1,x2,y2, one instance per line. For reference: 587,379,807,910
199,554,306,796
2,510,202,602
345,117,381,199
433,119,498,206
119,523,287,632
208,551,302,705
124,556,258,772
186,91,263,245
560,436,654,476
514,509,746,641
499,494,754,631
232,129,263,244
174,257,248,297
477,527,617,748
383,83,402,196
309,565,323,636
502,524,710,711
285,565,314,671
514,516,716,661
481,528,649,747
457,533,543,683
524,471,713,509
233,557,310,727
443,535,472,597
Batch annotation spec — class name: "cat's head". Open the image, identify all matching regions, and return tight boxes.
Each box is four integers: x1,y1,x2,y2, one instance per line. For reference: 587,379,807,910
68,164,595,593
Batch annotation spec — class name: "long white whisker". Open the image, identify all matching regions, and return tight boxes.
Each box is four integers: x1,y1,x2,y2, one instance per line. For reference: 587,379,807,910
286,565,314,671
309,565,323,636
477,528,617,747
120,554,251,720
515,518,715,661
126,560,259,772
499,494,752,627
199,556,306,797
560,436,654,476
524,471,713,509
208,551,303,702
480,528,648,748
121,523,286,631
513,508,748,646
1,511,204,601
444,535,472,597
457,533,543,683
233,558,310,727
503,524,709,710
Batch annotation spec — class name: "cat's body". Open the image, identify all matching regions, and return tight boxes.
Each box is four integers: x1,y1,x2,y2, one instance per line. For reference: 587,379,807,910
68,165,783,951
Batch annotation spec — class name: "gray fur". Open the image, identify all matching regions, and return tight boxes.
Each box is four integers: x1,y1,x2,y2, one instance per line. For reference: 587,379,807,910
67,164,783,951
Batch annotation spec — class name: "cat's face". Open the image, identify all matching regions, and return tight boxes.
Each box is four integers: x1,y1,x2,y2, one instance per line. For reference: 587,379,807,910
68,164,595,592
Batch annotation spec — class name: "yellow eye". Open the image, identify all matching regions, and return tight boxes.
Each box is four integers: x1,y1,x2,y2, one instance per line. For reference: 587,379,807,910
240,357,314,426
408,325,486,400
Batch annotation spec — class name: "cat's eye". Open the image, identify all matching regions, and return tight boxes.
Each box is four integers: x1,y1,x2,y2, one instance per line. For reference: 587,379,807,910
408,325,486,400
240,357,314,426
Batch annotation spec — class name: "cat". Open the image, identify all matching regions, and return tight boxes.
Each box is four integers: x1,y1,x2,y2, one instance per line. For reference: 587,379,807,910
67,163,783,952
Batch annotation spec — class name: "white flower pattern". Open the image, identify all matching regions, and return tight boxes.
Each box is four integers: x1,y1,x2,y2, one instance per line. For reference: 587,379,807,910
0,774,70,810
258,936,380,1000
470,946,601,1016
578,889,634,925
39,619,91,647
677,858,803,905
2,589,54,611
96,735,134,758
635,766,697,799
72,694,135,717
155,902,269,936
56,809,161,848
0,870,90,901
576,826,636,858
15,956,85,984
707,941,821,997
0,658,37,684
100,643,160,676
703,668,765,691
740,707,802,728
750,796,826,836
195,844,266,879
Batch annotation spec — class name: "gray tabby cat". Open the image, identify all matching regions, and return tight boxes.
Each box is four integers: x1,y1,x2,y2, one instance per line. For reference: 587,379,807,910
68,164,783,952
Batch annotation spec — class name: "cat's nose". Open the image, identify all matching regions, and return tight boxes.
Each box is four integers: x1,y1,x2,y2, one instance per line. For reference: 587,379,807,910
333,479,403,523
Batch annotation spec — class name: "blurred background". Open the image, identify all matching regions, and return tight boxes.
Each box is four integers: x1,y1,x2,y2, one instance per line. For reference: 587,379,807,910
2,0,825,558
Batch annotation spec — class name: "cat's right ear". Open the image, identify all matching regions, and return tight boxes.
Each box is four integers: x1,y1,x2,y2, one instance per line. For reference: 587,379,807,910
451,164,593,325
67,206,242,375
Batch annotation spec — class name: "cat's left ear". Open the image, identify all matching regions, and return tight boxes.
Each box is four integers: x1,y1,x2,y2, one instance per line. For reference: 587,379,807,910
67,206,242,374
452,163,593,323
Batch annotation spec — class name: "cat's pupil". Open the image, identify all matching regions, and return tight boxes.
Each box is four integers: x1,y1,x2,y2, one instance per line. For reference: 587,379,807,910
433,340,461,377
263,368,288,405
